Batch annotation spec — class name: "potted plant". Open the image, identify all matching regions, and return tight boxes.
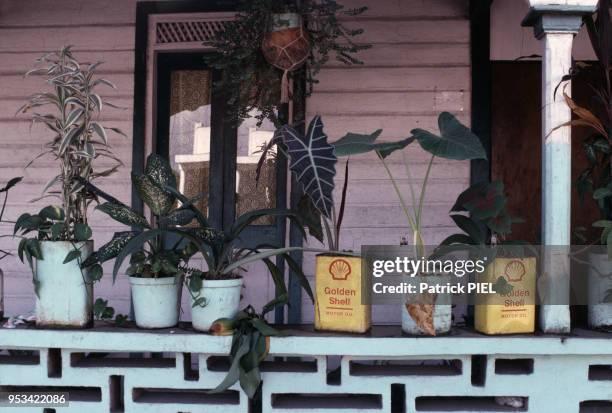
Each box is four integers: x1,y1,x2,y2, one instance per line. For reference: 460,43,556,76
81,154,202,329
205,0,369,126
13,47,125,328
181,206,311,332
435,181,535,335
331,112,487,335
0,177,22,319
560,0,611,328
85,153,311,330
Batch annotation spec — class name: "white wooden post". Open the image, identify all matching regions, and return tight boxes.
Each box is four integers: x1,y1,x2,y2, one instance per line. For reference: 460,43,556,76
522,4,597,333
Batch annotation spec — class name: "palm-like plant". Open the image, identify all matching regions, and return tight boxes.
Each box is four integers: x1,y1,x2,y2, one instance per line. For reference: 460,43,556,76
15,46,125,243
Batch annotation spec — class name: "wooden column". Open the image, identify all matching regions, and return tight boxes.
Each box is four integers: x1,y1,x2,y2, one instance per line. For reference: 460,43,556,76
522,6,595,333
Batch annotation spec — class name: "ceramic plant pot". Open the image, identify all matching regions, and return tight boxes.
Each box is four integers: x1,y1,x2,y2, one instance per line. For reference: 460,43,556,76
129,275,183,329
191,277,243,332
35,240,93,328
401,274,452,335
587,252,612,329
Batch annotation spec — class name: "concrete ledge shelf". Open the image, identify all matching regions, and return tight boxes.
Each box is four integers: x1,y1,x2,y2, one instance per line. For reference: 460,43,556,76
1,324,612,412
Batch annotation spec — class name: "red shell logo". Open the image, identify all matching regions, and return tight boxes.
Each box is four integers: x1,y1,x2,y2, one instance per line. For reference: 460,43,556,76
329,259,351,280
504,260,525,282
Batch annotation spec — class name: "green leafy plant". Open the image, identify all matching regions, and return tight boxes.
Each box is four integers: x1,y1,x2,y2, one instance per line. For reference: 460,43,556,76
440,181,521,247
84,153,314,313
81,153,205,281
332,112,487,257
205,0,369,126
208,306,281,399
257,115,411,251
560,0,611,248
0,177,22,262
93,298,128,326
177,204,314,312
14,46,125,266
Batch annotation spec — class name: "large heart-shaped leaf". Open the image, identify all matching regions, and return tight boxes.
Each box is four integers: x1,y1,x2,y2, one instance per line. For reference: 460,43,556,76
412,112,487,160
279,116,337,218
333,130,414,159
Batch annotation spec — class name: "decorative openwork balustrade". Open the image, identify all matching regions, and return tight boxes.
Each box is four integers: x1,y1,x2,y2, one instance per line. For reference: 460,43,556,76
1,325,611,412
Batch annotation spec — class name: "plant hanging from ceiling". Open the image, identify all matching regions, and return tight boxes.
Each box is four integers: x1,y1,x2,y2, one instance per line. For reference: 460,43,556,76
205,0,370,126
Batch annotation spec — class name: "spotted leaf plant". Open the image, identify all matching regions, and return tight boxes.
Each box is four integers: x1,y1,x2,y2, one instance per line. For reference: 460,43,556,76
81,153,206,281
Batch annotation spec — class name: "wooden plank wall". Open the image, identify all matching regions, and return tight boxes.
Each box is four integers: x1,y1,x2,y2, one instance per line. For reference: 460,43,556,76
0,0,472,324
490,0,595,61
0,0,138,316
301,0,471,323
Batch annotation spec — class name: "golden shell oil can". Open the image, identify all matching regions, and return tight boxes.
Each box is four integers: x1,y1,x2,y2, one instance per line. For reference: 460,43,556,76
314,255,371,333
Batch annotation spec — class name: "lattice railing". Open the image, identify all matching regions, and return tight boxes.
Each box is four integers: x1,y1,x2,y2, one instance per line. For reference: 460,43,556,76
0,326,611,412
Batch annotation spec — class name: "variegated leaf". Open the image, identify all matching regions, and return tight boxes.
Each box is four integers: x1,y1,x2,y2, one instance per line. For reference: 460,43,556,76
279,116,337,218
96,202,149,228
132,173,174,216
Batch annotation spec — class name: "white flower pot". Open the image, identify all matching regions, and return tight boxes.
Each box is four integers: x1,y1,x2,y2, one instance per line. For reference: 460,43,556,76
191,278,243,332
35,241,93,328
587,252,612,328
401,275,452,335
129,275,183,329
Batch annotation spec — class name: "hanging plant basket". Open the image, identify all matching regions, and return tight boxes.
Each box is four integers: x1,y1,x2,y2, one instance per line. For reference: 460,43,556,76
262,13,310,102
204,0,370,126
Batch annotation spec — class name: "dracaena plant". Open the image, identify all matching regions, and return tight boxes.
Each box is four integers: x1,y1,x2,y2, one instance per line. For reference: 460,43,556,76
14,46,125,268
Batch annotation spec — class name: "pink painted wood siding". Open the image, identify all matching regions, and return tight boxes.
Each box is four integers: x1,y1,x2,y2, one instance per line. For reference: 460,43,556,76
0,0,472,324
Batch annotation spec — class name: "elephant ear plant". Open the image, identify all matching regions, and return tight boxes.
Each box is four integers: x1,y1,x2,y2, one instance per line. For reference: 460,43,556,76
12,47,125,327
333,112,487,335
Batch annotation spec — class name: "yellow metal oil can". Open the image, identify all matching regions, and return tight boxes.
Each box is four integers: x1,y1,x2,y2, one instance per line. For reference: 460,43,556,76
475,257,536,335
314,255,371,333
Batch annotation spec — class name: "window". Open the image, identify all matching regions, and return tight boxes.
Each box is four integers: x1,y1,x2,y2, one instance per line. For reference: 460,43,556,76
155,52,287,247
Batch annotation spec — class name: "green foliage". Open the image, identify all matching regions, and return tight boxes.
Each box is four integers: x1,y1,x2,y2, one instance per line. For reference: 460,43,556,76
209,306,281,399
16,46,125,241
93,298,128,326
14,205,94,273
564,1,612,246
85,154,202,281
0,177,22,262
437,181,523,250
205,0,369,126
